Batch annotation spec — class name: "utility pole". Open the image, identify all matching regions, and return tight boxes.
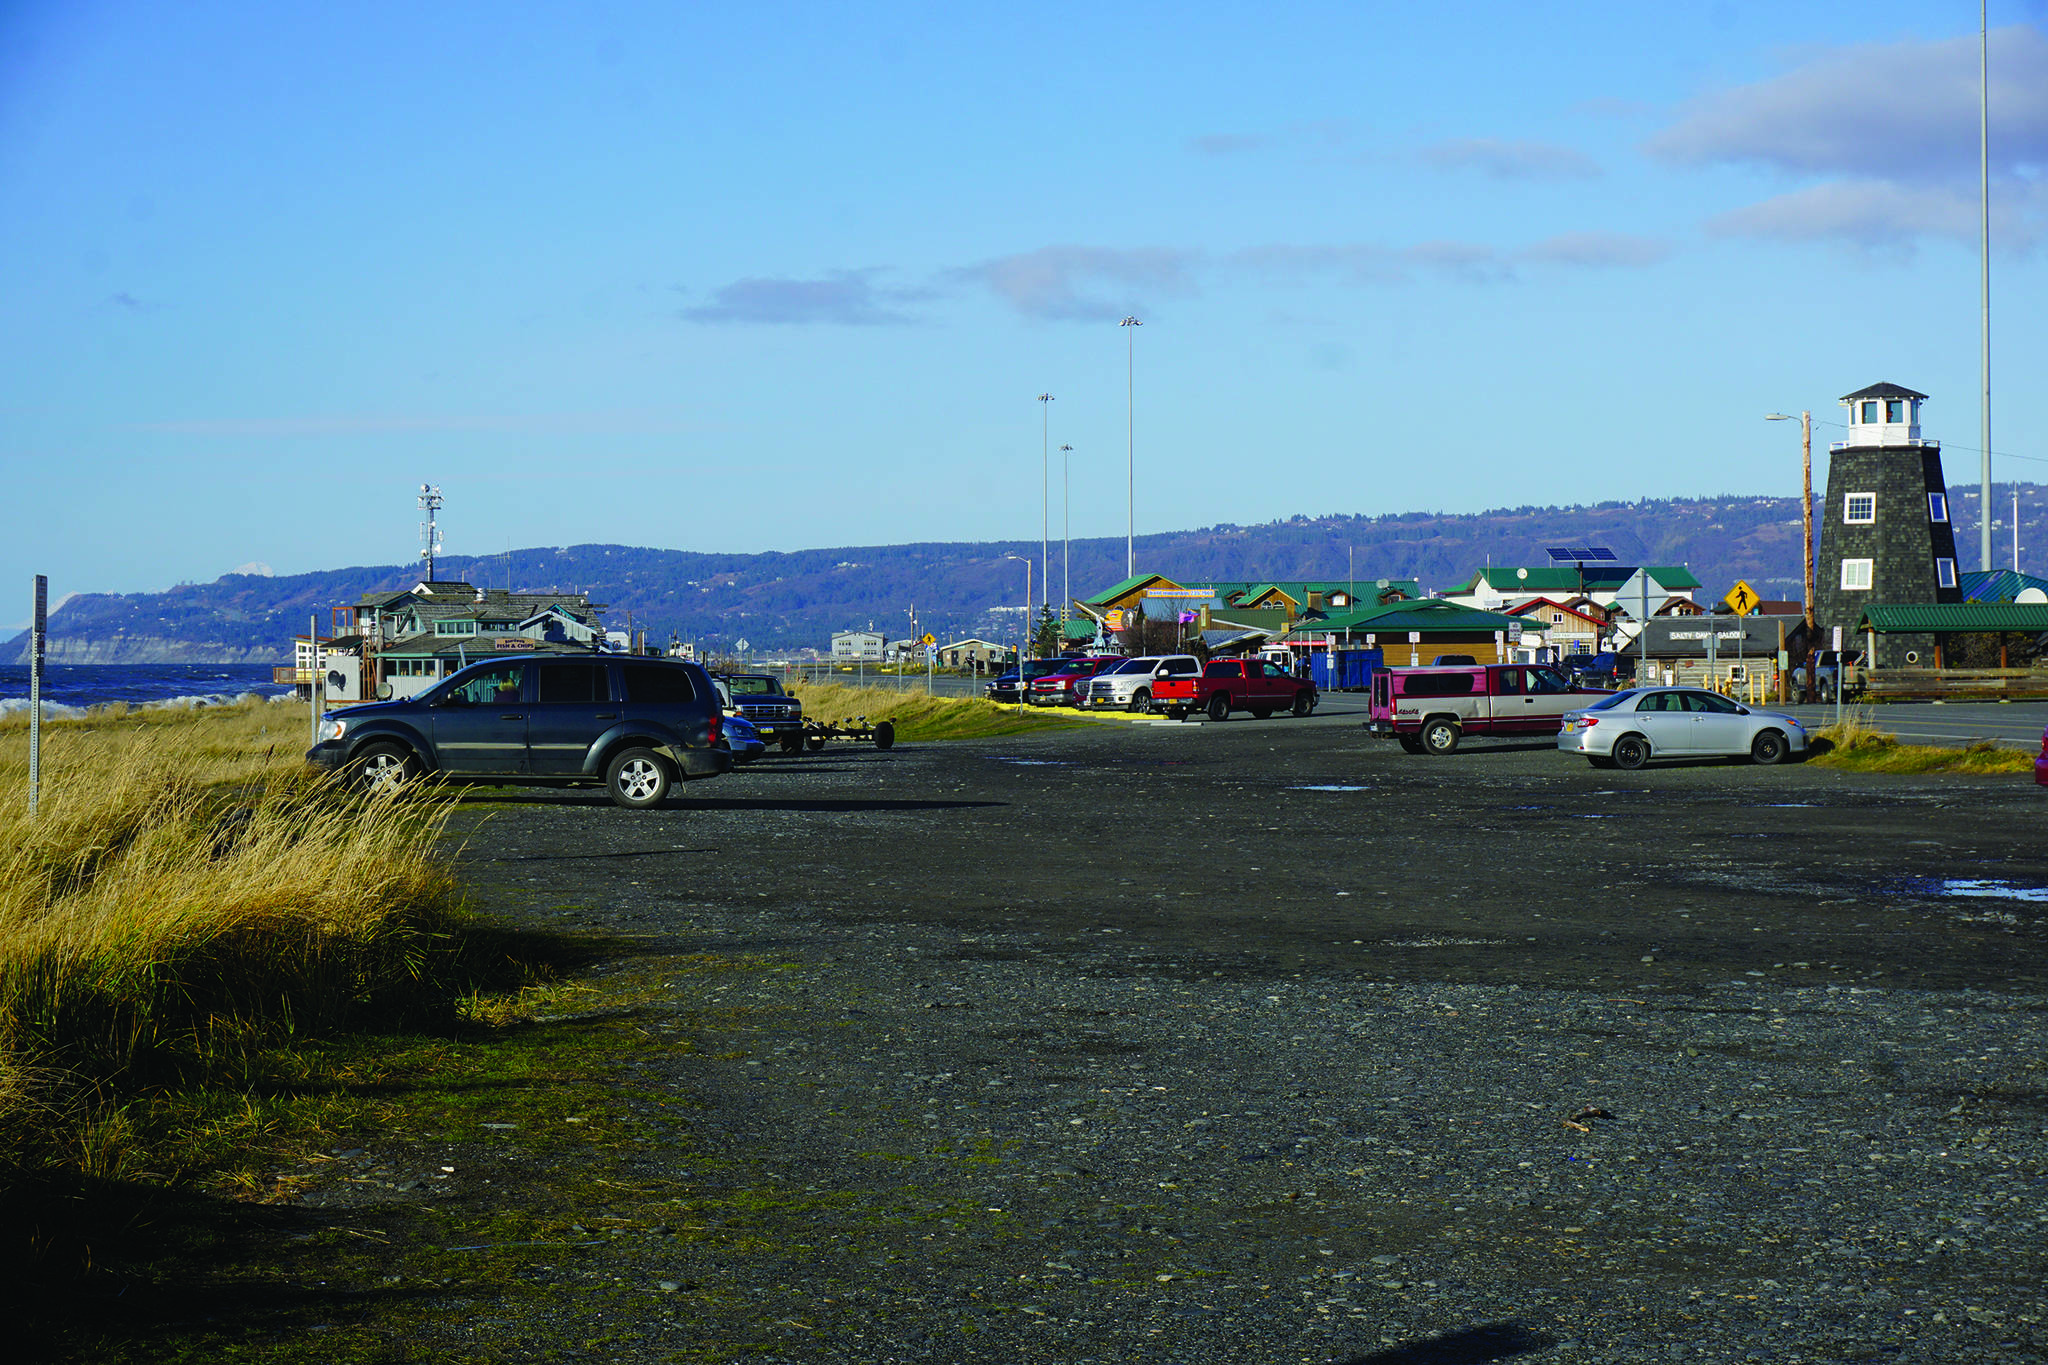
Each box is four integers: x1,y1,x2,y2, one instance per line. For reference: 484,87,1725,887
1119,316,1142,578
1064,444,1081,626
1038,393,1053,612
1980,1,1993,572
1769,410,1817,700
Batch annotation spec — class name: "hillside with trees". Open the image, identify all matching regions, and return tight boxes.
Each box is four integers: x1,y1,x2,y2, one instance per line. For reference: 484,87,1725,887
10,487,2038,663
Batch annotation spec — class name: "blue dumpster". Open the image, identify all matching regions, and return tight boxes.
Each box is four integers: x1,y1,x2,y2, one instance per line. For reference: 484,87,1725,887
1311,647,1382,692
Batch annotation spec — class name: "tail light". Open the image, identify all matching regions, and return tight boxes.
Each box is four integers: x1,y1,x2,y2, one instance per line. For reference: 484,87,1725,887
707,708,722,746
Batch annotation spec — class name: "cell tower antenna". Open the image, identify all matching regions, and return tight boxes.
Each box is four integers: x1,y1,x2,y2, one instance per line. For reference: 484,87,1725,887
418,483,444,580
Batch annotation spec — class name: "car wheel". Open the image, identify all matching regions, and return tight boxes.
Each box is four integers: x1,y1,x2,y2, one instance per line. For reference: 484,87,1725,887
806,733,826,751
779,732,803,755
1750,729,1787,765
352,742,419,794
1130,688,1150,713
1206,693,1230,722
1611,735,1650,770
1818,679,1835,703
1292,692,1313,718
873,720,895,751
1250,707,1273,720
1397,735,1426,754
605,747,672,809
1420,719,1459,755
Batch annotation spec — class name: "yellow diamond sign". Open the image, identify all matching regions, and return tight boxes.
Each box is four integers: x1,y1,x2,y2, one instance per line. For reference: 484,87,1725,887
1726,580,1761,616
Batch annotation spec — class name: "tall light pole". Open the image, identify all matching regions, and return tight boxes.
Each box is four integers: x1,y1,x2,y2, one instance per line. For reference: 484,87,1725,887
1979,0,1993,571
1038,393,1053,612
1119,316,1142,578
1064,444,1081,626
1768,410,1815,697
1003,553,1033,699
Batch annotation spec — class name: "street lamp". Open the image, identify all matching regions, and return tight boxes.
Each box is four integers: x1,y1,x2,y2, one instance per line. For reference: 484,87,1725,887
1003,553,1033,704
1119,316,1142,578
1037,393,1053,614
1767,410,1815,699
1064,444,1081,626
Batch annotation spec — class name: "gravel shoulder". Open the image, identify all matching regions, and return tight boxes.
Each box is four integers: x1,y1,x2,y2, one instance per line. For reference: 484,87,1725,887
291,717,2048,1363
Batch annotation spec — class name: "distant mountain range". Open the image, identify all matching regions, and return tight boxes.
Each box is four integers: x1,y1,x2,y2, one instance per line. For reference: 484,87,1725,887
10,486,2039,663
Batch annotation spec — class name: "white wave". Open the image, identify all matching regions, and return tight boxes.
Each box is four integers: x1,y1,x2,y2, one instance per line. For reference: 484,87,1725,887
0,697,91,720
0,690,293,720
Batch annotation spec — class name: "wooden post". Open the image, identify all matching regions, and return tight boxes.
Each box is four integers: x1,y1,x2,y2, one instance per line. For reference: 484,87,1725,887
1776,620,1787,705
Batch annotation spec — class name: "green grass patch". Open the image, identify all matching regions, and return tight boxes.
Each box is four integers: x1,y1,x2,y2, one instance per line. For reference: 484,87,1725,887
1807,712,2037,775
791,682,1078,741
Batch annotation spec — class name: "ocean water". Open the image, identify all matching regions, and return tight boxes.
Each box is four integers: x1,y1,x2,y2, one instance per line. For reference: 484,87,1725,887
0,664,294,720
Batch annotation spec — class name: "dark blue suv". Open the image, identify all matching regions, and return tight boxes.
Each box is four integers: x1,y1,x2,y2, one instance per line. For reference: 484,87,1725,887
306,655,731,808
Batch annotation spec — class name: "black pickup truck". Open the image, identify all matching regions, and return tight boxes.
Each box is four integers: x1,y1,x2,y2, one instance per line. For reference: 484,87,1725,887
718,672,806,753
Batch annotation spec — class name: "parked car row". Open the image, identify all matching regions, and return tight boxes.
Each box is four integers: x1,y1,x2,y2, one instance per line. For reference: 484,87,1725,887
986,653,1320,723
306,658,833,808
1365,661,1811,768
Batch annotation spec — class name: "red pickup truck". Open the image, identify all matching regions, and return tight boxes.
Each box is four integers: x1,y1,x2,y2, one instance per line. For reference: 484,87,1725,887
1153,658,1317,721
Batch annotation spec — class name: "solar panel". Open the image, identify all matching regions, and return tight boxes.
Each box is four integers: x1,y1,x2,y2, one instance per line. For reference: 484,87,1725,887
1587,547,1617,561
1547,546,1616,563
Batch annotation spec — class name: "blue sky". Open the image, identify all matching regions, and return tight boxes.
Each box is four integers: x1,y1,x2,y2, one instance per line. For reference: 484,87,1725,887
4,1,2045,624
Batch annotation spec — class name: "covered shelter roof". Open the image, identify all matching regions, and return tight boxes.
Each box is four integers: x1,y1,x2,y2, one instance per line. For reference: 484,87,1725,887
1853,603,2048,634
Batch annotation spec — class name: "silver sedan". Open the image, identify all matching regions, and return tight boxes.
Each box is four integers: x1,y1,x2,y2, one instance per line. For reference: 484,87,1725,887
1557,687,1810,769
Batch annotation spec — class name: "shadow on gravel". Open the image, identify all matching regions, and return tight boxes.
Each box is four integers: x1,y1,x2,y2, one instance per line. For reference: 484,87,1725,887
669,797,1006,814
1340,1322,1556,1363
454,792,997,813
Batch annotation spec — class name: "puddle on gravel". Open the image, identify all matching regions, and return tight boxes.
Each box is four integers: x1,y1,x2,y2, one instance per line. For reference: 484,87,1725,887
987,757,1075,767
1922,879,2048,903
1290,784,1370,792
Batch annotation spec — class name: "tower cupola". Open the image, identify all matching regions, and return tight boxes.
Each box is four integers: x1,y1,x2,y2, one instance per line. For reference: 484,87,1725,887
1839,381,1928,448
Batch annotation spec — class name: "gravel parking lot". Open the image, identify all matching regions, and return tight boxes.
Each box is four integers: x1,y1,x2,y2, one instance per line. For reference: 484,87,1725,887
343,713,2047,1363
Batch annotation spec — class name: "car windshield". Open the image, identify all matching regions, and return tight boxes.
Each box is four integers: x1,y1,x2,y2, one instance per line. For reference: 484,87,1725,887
725,676,782,695
1585,689,1637,711
1104,658,1151,675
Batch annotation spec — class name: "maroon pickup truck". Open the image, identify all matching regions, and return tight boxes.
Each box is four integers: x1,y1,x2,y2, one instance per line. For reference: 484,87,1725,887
1153,658,1317,721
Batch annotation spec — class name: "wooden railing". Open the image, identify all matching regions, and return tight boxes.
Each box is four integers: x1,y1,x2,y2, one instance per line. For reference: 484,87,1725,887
1861,668,2048,700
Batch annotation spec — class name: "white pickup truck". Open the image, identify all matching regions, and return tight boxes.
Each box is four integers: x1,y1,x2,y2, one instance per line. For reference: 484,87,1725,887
1076,655,1202,712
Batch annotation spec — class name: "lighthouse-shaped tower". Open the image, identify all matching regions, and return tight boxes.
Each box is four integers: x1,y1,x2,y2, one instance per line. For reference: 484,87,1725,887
1811,382,1962,669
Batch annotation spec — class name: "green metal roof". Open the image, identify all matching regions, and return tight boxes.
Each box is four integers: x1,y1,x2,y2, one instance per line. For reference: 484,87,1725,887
1078,574,1176,607
1854,603,2048,633
1283,598,1525,637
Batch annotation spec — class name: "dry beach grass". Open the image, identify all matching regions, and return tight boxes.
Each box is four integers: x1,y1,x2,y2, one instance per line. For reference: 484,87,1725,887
0,699,467,1181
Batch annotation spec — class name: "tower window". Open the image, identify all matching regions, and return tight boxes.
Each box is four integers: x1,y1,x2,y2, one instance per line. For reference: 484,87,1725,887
1886,399,1905,422
1861,400,1879,423
1841,559,1874,591
1936,558,1957,589
1844,493,1876,524
1928,491,1949,522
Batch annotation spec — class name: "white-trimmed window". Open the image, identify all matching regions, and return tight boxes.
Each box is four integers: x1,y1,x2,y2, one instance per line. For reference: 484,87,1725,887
1841,559,1874,591
433,619,477,636
1844,493,1876,524
1936,558,1957,589
1928,491,1949,523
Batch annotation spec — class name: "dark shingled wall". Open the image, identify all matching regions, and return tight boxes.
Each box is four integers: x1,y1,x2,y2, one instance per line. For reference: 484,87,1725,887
1814,443,1962,668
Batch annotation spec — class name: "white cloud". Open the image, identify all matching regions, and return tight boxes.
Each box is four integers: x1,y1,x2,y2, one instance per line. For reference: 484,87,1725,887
1707,177,2048,251
1648,25,2048,182
678,269,926,325
1419,137,1601,179
950,247,1202,321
